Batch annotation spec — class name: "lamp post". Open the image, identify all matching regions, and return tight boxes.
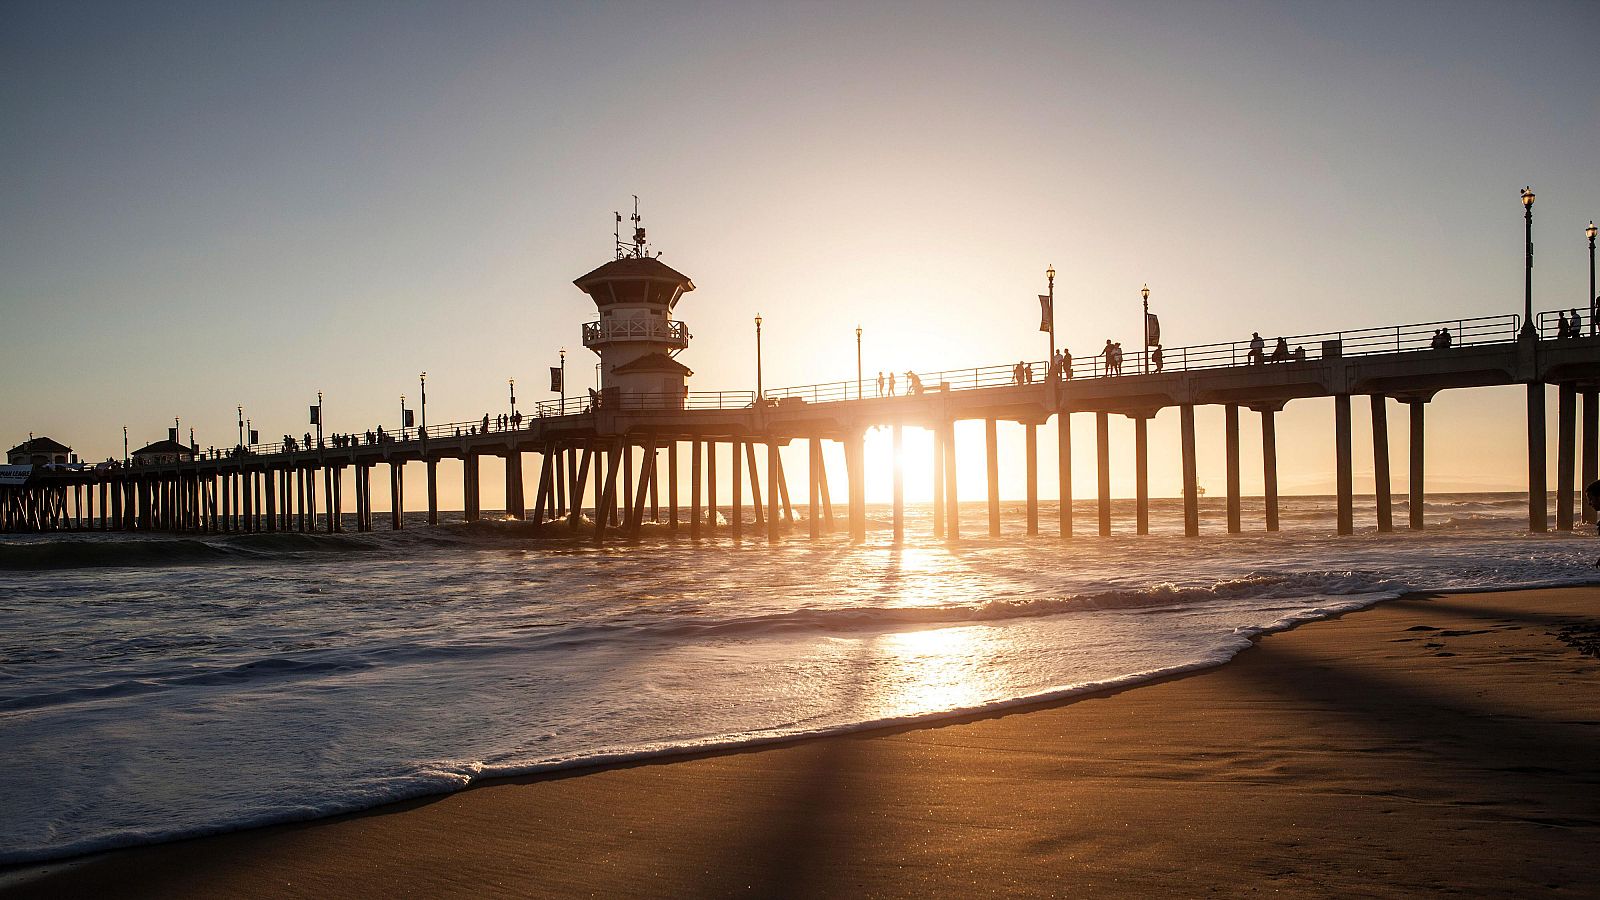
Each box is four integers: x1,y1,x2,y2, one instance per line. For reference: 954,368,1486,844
1141,283,1151,374
316,391,324,448
400,395,406,435
237,406,244,447
1046,264,1057,380
1521,186,1536,334
1587,220,1596,334
855,326,863,400
509,378,516,420
559,349,567,413
419,373,427,439
754,314,764,401
123,425,128,463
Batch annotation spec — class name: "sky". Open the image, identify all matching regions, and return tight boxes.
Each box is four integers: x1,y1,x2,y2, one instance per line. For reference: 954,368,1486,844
3,1,1598,509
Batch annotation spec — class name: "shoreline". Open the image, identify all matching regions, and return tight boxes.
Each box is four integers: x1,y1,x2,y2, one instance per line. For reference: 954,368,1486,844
6,583,1599,896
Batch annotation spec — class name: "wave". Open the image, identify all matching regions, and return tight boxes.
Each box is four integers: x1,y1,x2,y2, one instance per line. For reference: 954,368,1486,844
0,589,1398,868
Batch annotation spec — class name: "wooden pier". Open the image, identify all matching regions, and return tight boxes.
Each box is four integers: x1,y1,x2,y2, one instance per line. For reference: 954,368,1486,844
6,311,1597,542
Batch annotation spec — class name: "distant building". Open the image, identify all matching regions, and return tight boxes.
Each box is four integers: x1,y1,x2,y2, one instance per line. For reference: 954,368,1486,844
7,437,73,466
131,439,196,465
574,208,695,407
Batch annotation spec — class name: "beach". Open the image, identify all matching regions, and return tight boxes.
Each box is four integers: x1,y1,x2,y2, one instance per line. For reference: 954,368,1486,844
7,584,1597,898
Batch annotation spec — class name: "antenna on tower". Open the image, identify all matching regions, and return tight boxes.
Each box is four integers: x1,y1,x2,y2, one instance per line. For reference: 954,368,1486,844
613,210,624,259
631,195,647,258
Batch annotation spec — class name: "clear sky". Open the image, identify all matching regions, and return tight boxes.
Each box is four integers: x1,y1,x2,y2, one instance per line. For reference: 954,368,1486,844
3,1,1597,508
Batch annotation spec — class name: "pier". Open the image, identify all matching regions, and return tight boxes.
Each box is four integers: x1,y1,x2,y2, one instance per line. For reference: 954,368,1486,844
5,308,1597,542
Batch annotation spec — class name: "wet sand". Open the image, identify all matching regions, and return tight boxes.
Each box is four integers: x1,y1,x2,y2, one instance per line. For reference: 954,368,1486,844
6,586,1599,898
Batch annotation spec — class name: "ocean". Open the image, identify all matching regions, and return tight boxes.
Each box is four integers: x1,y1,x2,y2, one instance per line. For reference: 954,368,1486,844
2,492,1597,866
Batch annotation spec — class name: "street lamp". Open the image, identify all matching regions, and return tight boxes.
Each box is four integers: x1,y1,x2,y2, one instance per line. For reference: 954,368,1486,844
1521,186,1536,334
400,394,406,435
418,373,428,440
1045,264,1057,381
237,406,244,447
855,326,863,400
1141,283,1151,374
754,314,764,401
509,378,516,420
1587,220,1596,335
123,425,128,463
316,391,324,448
559,349,567,414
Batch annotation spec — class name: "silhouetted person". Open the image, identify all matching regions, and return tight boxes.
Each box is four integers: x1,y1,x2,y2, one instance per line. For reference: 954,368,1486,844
1269,337,1290,362
1440,327,1452,348
1061,348,1072,380
887,371,896,396
1558,311,1570,339
876,371,884,397
1101,339,1115,375
1570,309,1583,338
1247,332,1264,365
907,371,923,395
1293,345,1307,362
1151,345,1163,373
1112,342,1124,375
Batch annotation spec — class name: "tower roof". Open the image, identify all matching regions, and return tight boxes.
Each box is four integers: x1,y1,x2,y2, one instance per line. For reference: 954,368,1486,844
8,436,71,455
132,439,193,457
609,352,694,377
573,256,695,310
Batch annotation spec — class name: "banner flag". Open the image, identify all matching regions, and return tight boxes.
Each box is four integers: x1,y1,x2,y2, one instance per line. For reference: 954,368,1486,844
309,406,320,425
549,367,563,392
403,409,415,428
167,427,178,442
249,429,259,445
1038,295,1053,333
1145,312,1161,346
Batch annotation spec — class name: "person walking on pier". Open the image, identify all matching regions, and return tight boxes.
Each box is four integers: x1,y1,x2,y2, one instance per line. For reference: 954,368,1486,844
876,371,884,397
1101,340,1115,375
1150,345,1163,373
1247,332,1265,365
1270,337,1290,362
887,371,896,396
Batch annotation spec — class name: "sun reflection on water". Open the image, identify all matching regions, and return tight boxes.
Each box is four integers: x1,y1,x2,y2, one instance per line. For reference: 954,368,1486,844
871,625,998,718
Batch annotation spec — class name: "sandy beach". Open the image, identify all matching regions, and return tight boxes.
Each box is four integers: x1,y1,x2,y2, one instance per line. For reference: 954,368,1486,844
6,585,1598,898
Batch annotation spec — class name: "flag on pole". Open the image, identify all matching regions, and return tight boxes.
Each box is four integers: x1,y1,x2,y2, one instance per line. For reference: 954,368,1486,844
403,409,415,428
309,406,320,425
1038,295,1053,333
1145,312,1161,346
249,429,259,445
549,367,563,392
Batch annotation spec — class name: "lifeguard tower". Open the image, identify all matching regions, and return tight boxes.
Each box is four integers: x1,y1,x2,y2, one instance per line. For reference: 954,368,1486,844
573,201,694,408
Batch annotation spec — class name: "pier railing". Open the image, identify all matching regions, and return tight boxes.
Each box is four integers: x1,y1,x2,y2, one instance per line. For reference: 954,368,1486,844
766,313,1522,403
185,313,1532,460
1537,308,1596,340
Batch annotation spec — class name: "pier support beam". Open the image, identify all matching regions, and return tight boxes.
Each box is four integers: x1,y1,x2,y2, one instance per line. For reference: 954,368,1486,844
768,441,781,545
1134,416,1148,535
808,438,821,540
391,463,404,529
1095,412,1110,536
893,425,905,543
731,439,744,542
570,447,592,531
707,441,717,534
1058,413,1072,538
985,419,1001,537
594,443,621,546
932,428,945,538
1528,383,1548,532
1025,422,1038,536
1225,404,1241,534
1260,409,1279,532
744,443,764,528
1335,394,1354,536
942,420,959,543
667,442,679,531
690,441,702,540
1583,391,1598,525
846,432,866,543
1180,404,1199,537
426,460,438,526
1408,402,1425,530
1370,396,1393,532
507,451,524,521
1557,383,1576,531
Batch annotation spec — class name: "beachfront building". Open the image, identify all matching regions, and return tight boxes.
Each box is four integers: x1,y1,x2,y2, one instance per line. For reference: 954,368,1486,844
574,216,695,408
7,436,73,466
131,439,196,466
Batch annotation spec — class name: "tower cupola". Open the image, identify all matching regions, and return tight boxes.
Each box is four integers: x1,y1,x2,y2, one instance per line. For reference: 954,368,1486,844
574,201,694,406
